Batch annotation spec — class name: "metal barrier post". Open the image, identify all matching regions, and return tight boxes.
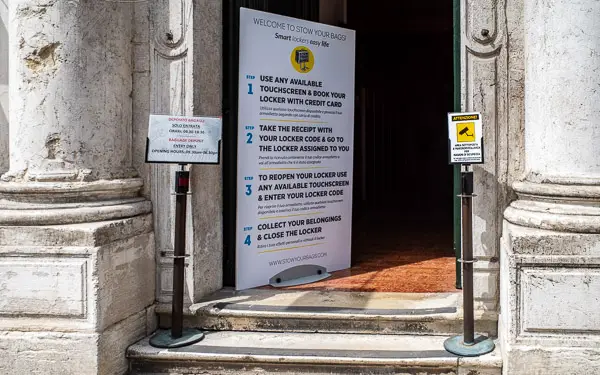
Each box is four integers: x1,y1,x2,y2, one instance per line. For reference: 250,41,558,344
444,165,495,356
150,164,205,348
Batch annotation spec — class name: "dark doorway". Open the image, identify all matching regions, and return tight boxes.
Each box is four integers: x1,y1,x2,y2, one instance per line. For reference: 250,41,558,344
222,0,456,291
281,0,456,292
349,0,454,218
347,0,456,292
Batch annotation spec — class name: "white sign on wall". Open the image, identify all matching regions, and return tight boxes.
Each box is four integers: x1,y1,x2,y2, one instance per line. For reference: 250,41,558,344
146,115,222,164
235,8,356,290
447,112,484,164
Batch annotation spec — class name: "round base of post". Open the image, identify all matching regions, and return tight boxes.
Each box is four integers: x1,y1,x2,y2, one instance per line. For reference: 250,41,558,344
444,335,495,357
149,328,205,348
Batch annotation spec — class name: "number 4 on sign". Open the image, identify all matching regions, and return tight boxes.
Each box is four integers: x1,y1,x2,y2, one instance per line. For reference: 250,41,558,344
244,235,251,246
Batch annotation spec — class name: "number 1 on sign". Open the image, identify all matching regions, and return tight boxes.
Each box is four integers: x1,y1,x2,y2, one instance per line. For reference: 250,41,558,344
248,83,253,95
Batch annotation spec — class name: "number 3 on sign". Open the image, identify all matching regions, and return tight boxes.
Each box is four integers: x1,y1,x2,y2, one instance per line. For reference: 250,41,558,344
245,185,252,196
244,235,251,246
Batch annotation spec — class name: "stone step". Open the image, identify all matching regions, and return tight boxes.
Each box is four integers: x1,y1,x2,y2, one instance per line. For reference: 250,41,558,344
156,289,498,336
127,331,502,375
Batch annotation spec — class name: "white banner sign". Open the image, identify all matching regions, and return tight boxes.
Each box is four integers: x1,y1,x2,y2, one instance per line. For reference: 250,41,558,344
236,8,356,290
448,112,484,164
146,115,222,164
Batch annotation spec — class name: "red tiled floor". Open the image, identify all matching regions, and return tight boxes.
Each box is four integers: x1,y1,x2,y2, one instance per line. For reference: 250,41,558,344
270,212,458,293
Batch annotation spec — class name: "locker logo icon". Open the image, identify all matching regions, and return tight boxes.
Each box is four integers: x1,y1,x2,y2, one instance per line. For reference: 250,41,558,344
291,46,314,73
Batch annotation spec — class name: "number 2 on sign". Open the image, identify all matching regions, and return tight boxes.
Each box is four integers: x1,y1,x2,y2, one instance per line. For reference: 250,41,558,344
246,133,253,144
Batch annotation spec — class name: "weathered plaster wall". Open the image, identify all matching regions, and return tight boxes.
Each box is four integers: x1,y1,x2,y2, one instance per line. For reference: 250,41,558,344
461,0,525,316
133,0,223,305
505,0,525,185
0,0,9,175
497,0,525,360
462,0,505,314
190,0,223,301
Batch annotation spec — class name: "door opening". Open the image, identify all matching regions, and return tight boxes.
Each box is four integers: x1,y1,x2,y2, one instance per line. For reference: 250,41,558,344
223,0,457,292
351,0,456,293
270,0,456,292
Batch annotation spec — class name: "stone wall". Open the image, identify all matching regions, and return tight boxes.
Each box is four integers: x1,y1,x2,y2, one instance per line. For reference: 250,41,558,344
0,0,9,174
0,1,157,374
500,0,600,373
132,0,223,305
462,0,525,317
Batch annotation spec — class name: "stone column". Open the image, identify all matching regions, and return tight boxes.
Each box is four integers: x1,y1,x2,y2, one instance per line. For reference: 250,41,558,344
501,0,600,373
0,1,155,374
6,0,138,183
0,2,8,174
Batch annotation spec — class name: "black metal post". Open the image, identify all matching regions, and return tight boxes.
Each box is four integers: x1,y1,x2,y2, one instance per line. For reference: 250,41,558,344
461,168,475,345
171,165,189,339
444,165,495,356
149,164,204,348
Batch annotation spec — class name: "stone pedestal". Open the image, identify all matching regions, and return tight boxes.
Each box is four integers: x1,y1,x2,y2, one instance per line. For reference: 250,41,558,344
0,216,155,375
500,0,600,373
0,1,156,374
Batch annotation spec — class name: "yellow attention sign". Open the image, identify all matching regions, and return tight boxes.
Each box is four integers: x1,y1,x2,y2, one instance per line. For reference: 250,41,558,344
290,46,314,74
456,122,476,142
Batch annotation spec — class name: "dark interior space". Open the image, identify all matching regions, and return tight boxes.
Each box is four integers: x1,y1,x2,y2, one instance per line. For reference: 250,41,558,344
348,0,455,269
350,0,454,220
223,0,456,290
268,0,457,293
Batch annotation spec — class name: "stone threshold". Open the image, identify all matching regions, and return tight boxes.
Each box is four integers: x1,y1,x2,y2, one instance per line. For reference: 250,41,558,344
127,331,502,374
156,288,498,336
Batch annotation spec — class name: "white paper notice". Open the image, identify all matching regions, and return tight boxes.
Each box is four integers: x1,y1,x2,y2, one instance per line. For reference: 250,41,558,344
146,115,222,164
447,112,484,165
235,8,356,290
